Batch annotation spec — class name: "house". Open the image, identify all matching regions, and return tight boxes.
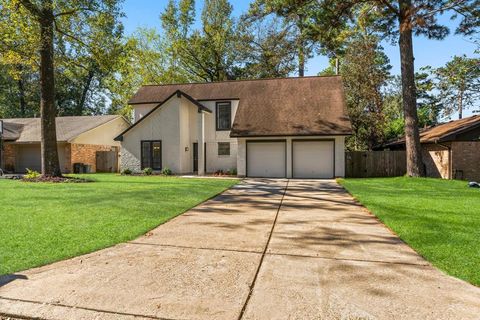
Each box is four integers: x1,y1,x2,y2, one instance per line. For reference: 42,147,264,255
381,115,480,181
115,76,352,178
0,115,130,173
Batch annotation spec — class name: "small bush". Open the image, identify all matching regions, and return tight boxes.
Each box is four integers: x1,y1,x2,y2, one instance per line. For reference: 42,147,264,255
143,167,153,175
121,168,132,175
161,167,172,176
227,168,237,176
24,168,41,179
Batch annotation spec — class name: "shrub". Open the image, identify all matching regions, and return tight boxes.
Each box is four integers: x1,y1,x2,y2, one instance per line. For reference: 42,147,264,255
143,167,153,175
161,167,172,176
121,168,132,175
24,168,41,179
227,168,237,176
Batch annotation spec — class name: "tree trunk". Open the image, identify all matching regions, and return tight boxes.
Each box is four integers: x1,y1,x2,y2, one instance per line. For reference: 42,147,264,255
76,70,94,115
398,0,424,177
17,76,27,117
458,85,464,120
297,14,305,77
39,2,62,177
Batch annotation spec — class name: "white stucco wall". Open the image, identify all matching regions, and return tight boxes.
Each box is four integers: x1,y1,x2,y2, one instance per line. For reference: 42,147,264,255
71,117,130,147
121,97,181,172
200,100,239,173
236,136,347,178
133,103,159,122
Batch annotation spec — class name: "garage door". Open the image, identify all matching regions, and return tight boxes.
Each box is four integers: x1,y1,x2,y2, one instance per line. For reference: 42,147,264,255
16,144,41,173
292,140,334,178
247,141,286,178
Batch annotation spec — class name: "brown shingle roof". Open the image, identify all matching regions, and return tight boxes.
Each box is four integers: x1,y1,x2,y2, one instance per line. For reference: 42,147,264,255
383,115,480,147
1,115,122,143
128,76,352,137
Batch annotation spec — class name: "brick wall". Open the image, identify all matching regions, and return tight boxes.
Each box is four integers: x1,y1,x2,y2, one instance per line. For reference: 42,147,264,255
70,143,118,173
451,141,480,181
422,143,450,179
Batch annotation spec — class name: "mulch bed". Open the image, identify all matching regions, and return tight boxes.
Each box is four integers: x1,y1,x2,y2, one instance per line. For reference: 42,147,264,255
23,176,94,183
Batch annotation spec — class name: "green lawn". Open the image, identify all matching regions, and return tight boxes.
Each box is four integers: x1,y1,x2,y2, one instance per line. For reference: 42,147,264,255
338,177,480,286
0,174,239,275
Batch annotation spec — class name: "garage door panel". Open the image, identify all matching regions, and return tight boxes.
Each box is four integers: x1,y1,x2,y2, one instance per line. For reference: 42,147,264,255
247,141,286,178
16,144,42,173
293,140,334,179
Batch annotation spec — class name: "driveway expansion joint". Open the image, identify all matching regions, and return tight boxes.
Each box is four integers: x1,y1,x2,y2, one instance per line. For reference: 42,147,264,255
264,251,431,267
237,179,290,320
0,296,179,320
128,241,263,255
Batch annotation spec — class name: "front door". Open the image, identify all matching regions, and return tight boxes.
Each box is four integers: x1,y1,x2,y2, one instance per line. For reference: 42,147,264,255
193,143,198,172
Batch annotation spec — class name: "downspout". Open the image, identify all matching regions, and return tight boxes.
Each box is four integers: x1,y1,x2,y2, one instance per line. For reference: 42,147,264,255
435,140,452,179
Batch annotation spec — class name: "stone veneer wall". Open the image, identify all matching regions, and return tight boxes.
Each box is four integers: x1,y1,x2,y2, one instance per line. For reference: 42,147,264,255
451,141,480,181
70,143,118,173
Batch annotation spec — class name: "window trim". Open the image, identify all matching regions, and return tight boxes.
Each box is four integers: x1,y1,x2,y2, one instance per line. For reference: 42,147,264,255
215,101,232,131
141,140,162,170
217,142,231,156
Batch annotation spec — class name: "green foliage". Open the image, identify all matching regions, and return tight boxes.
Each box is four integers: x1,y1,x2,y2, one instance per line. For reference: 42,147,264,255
340,33,391,151
431,55,480,119
121,168,132,175
24,168,41,179
0,174,238,275
339,177,480,286
161,167,173,176
142,167,153,175
247,0,323,76
0,0,125,118
235,16,297,78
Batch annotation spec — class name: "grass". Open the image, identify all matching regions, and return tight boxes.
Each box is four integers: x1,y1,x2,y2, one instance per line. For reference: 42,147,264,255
338,177,480,286
0,174,239,275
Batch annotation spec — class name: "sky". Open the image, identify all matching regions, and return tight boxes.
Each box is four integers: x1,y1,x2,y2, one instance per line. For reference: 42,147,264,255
121,0,478,76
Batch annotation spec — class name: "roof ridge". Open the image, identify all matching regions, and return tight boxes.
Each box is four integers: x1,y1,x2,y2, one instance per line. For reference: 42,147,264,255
139,75,342,88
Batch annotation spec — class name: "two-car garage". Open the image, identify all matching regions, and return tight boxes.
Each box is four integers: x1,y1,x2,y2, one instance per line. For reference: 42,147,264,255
246,140,335,179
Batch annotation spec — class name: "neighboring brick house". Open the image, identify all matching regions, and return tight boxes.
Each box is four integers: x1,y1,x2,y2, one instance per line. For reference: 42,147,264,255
0,115,130,173
382,115,480,181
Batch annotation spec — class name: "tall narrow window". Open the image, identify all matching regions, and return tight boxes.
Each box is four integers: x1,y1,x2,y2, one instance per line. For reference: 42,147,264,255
216,102,231,131
141,141,162,170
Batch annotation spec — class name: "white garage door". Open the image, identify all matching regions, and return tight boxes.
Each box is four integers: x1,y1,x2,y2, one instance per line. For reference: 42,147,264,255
16,144,41,173
247,141,286,178
293,140,334,178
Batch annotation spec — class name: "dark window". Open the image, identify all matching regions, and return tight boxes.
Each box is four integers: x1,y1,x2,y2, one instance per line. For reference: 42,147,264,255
218,142,230,156
216,102,231,131
141,140,162,170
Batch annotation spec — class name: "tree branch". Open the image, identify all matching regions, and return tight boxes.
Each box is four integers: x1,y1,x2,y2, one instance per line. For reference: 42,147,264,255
378,0,399,15
18,0,41,18
54,20,88,47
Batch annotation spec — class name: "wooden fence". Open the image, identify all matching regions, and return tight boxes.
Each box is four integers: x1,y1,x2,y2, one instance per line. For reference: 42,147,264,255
96,150,118,173
345,150,406,178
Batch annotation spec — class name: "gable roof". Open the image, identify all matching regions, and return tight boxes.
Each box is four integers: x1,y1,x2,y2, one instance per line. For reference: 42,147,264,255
128,76,352,137
114,90,211,141
1,115,123,143
383,115,480,148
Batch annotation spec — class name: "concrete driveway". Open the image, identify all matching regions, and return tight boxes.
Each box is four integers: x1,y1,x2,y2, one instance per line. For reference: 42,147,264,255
1,179,480,320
